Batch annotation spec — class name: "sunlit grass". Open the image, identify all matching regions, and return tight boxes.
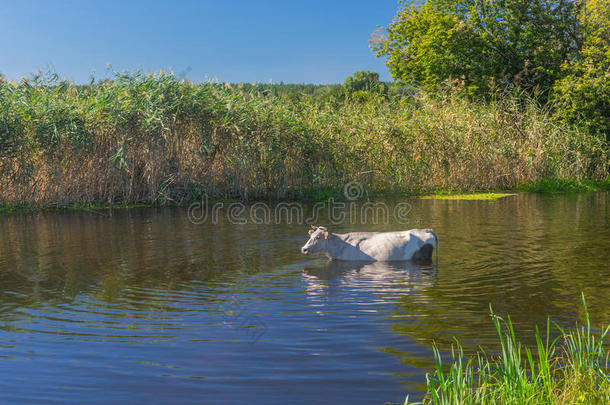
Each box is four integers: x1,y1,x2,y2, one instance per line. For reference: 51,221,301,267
518,178,610,193
407,294,610,405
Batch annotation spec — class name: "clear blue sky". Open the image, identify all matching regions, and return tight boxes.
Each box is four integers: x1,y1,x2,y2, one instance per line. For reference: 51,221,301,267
1,0,399,84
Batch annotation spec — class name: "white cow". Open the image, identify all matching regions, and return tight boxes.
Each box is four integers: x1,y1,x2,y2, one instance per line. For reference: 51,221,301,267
301,226,438,262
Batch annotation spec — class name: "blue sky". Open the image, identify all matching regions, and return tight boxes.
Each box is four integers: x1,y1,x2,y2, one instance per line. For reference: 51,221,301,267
1,0,398,84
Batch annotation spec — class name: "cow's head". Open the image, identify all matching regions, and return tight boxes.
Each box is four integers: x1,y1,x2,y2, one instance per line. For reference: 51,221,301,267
301,226,329,254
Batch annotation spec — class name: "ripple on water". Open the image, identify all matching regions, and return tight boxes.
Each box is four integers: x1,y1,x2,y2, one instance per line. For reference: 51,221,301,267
0,194,609,404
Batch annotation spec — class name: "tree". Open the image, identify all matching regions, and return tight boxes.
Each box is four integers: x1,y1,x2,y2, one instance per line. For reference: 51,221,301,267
371,0,582,94
553,0,610,140
343,71,381,93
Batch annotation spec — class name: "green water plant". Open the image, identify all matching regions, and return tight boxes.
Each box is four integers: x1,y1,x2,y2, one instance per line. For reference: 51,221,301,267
420,193,517,201
407,294,610,404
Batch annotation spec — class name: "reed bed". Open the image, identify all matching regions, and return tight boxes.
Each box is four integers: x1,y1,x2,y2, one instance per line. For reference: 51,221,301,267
410,294,610,405
1,71,608,207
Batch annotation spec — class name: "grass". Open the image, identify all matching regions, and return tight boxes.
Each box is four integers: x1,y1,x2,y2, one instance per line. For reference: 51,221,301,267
407,294,610,405
518,178,610,193
420,192,517,200
1,70,608,208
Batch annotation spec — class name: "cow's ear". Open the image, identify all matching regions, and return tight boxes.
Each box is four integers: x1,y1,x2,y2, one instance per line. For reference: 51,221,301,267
308,229,314,236
323,231,328,239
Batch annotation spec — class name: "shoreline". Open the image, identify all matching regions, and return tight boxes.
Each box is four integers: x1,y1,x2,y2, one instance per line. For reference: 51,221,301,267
2,179,609,216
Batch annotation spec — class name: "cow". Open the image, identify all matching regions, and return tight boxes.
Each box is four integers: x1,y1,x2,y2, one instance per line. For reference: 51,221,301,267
301,226,438,263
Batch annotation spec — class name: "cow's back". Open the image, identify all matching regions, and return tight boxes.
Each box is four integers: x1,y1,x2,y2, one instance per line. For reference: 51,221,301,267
336,230,429,261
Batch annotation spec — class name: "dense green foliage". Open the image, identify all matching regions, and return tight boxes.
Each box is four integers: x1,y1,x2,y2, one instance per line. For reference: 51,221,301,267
343,70,382,92
553,0,610,140
228,72,412,103
373,0,609,139
0,71,607,207
372,0,581,94
410,295,610,404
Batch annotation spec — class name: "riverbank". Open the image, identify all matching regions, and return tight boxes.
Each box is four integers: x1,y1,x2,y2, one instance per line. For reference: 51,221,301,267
2,180,609,215
409,295,610,405
1,72,608,208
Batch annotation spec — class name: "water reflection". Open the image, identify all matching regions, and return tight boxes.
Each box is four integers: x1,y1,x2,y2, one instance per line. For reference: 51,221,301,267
302,260,436,300
0,193,609,404
304,259,435,281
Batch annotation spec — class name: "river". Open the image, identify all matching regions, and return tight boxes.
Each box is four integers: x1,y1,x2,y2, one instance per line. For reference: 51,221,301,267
0,193,608,404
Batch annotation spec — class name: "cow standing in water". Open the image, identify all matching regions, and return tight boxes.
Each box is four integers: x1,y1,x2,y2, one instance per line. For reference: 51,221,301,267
301,226,438,263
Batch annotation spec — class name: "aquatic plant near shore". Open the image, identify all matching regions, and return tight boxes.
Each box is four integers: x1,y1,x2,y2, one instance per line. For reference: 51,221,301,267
1,71,608,208
419,192,517,200
408,294,610,404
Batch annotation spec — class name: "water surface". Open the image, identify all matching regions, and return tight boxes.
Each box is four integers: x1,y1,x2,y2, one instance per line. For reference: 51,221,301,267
1,193,609,404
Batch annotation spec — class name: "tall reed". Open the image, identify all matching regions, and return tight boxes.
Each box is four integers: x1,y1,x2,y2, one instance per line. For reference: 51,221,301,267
1,71,608,207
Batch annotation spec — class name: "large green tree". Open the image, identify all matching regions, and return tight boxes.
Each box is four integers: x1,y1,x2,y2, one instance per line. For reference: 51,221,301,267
553,0,610,139
372,0,582,94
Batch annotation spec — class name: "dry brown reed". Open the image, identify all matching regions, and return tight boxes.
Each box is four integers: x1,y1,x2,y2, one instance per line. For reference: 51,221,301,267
0,72,607,207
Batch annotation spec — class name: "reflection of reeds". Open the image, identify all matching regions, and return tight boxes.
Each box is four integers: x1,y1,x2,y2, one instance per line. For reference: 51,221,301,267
411,294,610,404
1,71,608,207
